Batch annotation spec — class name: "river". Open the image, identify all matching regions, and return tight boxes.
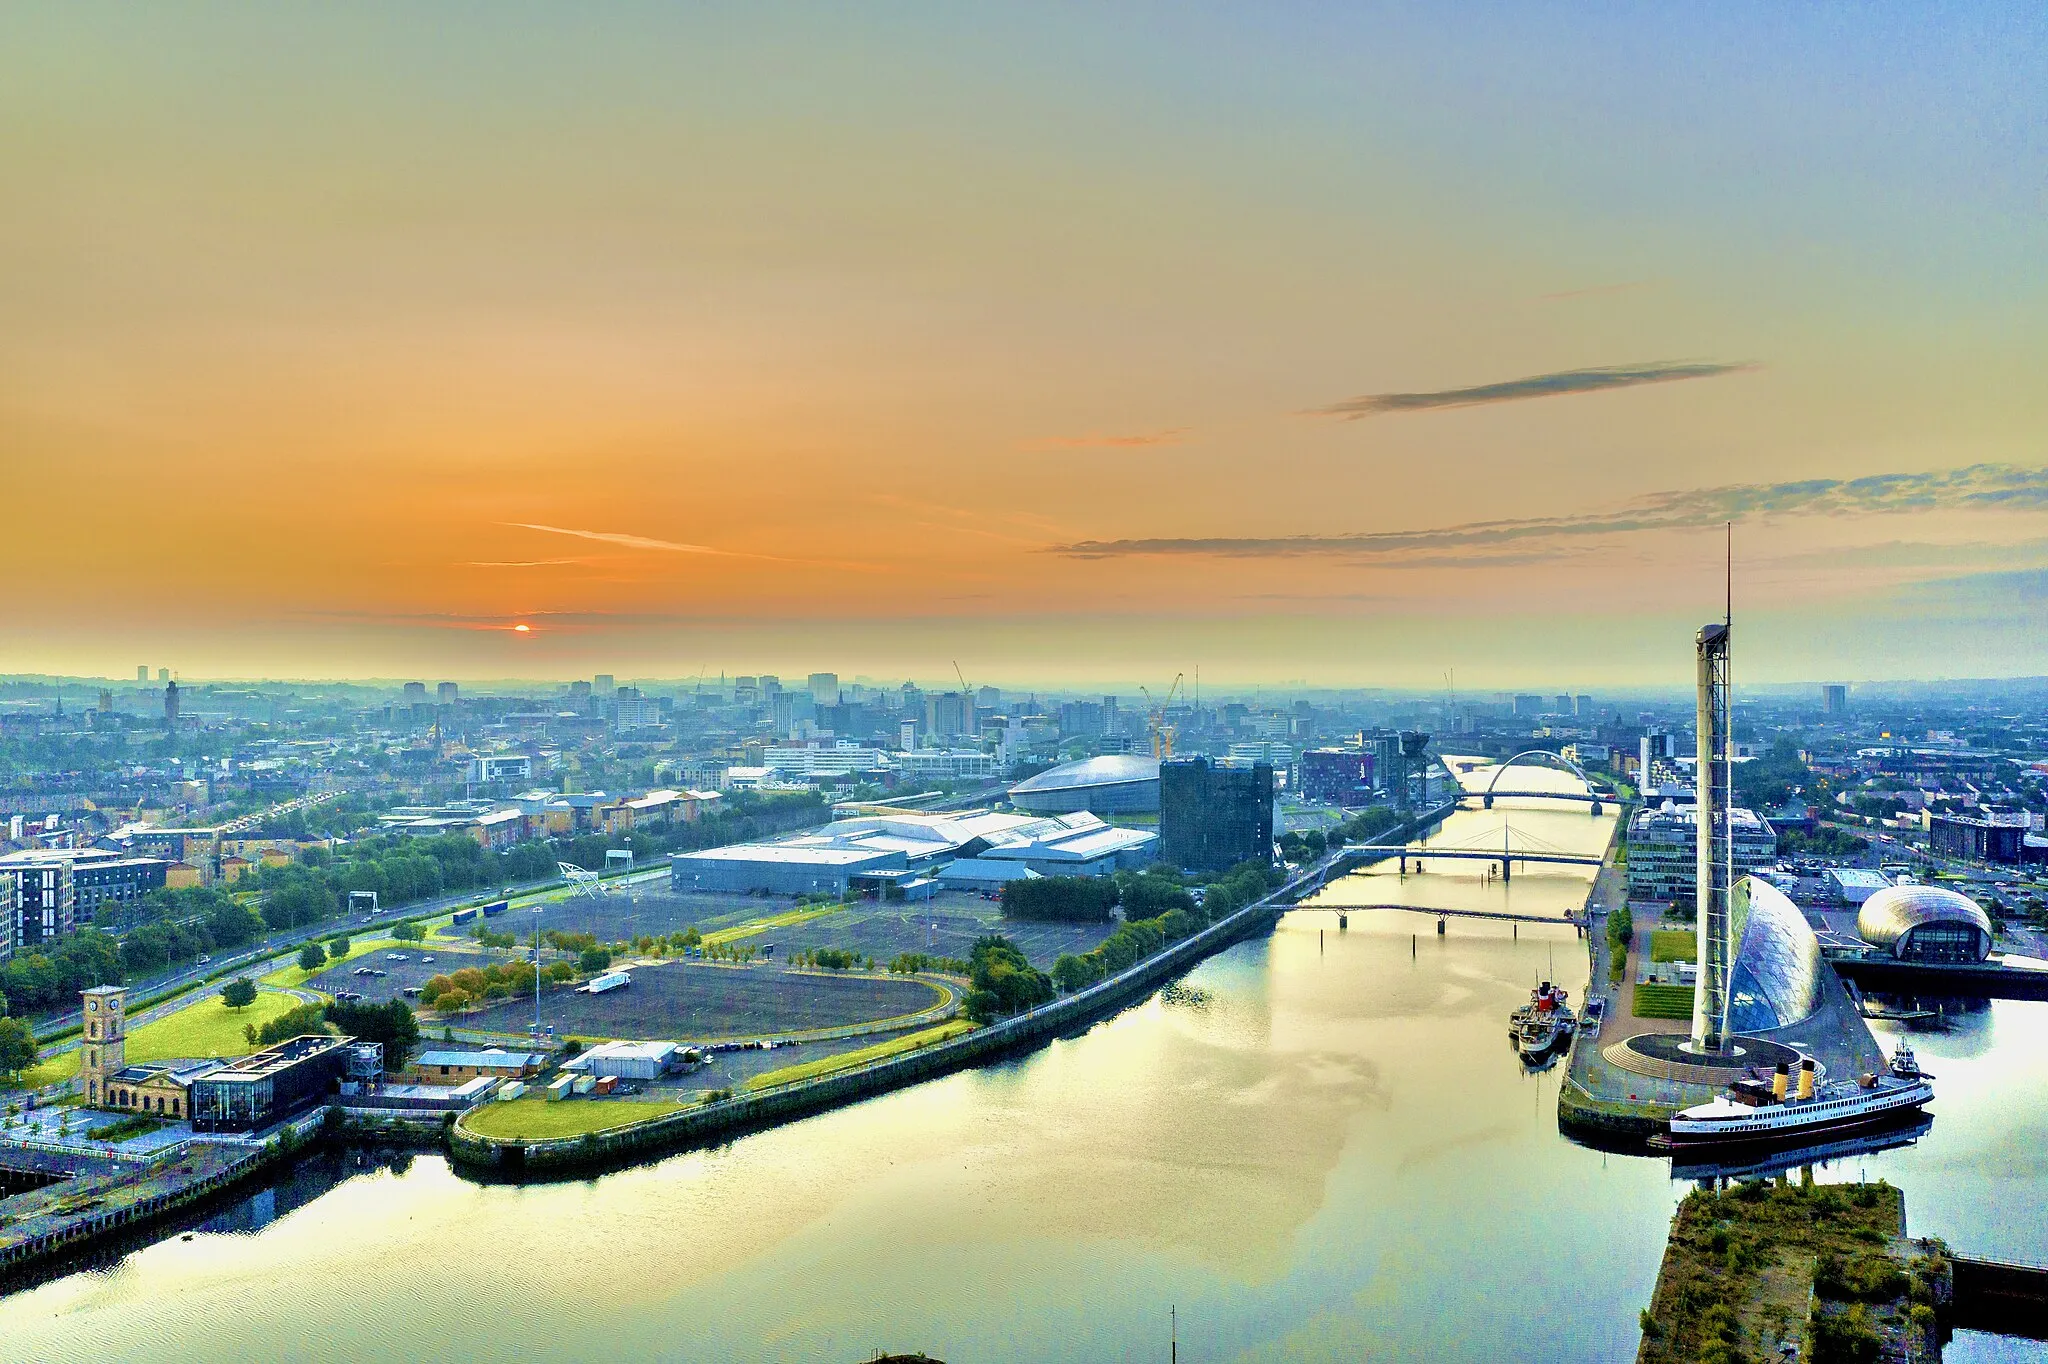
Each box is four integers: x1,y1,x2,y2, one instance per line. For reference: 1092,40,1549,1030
2,768,2043,1360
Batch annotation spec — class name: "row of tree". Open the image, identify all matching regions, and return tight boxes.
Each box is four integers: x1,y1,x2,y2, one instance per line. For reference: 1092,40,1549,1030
963,935,1054,1022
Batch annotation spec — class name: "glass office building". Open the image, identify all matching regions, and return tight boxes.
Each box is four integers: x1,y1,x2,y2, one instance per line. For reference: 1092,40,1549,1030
1159,757,1274,874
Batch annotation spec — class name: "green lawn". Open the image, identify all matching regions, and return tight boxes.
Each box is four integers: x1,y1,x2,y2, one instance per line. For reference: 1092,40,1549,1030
1649,929,1696,963
261,937,396,991
744,1019,976,1092
459,1097,679,1141
17,989,301,1088
1633,983,1697,1020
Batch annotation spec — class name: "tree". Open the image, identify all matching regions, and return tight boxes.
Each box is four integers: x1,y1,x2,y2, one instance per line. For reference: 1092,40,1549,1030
326,998,419,1066
297,940,328,972
221,977,258,1010
579,946,613,974
392,921,425,943
330,935,351,957
1000,876,1118,924
254,1001,334,1047
0,1017,36,1081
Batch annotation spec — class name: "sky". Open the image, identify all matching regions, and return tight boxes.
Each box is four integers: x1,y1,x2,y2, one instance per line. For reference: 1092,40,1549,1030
3,4,2045,688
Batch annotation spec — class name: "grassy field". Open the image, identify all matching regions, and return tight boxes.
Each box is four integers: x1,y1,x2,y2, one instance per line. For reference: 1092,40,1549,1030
17,989,301,1088
459,1097,679,1141
744,1019,975,1092
1649,929,1696,963
1632,983,1697,1020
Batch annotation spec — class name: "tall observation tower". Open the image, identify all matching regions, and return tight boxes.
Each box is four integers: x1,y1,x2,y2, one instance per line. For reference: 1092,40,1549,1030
1690,544,1736,1053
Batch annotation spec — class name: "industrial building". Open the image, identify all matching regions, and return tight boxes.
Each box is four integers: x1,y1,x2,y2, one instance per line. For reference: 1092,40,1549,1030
563,1040,679,1080
407,1048,547,1085
1158,757,1274,874
1007,754,1161,814
1823,868,1893,906
1856,885,1994,964
188,1035,355,1132
671,808,1156,895
1624,801,1776,905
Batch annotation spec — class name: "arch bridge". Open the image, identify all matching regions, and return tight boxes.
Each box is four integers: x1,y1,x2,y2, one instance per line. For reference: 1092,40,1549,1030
1455,750,1609,814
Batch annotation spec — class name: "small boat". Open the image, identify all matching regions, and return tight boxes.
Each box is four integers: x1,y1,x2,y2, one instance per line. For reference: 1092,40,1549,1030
1656,1043,1935,1149
1511,980,1576,1062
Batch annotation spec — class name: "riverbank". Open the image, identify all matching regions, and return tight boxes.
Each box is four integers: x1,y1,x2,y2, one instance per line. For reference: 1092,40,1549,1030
0,1110,330,1282
449,803,1458,1178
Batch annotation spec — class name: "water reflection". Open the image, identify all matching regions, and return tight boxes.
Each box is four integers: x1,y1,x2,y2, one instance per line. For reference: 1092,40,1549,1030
1,769,2041,1359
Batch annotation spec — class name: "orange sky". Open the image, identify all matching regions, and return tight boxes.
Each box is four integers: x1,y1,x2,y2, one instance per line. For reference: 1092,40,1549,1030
4,9,2045,686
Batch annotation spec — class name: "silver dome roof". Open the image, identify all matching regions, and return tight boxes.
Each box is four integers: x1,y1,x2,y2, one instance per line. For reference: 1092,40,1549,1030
1857,884,1992,950
1008,754,1161,794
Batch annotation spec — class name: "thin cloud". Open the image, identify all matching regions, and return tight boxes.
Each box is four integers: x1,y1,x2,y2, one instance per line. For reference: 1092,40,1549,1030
459,557,591,568
1053,464,2048,561
501,522,733,555
1028,428,1188,449
1305,361,1755,419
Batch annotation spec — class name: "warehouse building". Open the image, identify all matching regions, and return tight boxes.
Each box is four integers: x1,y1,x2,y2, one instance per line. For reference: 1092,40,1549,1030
672,808,1156,895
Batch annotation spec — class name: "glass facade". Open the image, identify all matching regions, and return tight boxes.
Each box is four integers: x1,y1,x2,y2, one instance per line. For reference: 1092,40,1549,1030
1722,877,1824,1035
1159,758,1274,873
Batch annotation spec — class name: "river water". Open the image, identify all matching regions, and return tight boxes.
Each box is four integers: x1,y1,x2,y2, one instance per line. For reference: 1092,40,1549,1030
2,769,2043,1361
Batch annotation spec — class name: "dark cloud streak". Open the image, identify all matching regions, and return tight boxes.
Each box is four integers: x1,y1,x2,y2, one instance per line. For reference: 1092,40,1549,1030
1307,360,1754,419
1054,464,2048,561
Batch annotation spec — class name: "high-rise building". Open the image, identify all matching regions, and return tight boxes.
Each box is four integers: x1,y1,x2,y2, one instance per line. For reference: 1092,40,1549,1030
137,665,149,683
569,680,592,700
437,682,460,704
1692,616,1734,1054
1159,757,1274,873
925,691,972,738
1574,695,1593,717
164,680,180,729
809,672,839,706
402,681,427,705
1512,694,1544,718
1822,684,1848,715
977,685,1001,710
594,674,616,696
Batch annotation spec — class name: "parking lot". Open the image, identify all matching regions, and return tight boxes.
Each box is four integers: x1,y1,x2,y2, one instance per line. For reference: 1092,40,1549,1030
457,959,942,1041
306,945,513,1005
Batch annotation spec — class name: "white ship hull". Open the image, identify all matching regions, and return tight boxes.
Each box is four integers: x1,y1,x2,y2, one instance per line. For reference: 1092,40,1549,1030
1665,1079,1933,1147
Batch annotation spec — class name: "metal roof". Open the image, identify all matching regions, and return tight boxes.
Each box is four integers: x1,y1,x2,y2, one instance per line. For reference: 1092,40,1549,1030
1008,754,1161,795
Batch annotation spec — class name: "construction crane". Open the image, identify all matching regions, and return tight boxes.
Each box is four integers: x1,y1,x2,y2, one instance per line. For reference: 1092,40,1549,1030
1139,673,1185,758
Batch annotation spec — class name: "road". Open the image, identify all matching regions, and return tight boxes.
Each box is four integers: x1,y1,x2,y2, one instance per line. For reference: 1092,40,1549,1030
32,863,673,1040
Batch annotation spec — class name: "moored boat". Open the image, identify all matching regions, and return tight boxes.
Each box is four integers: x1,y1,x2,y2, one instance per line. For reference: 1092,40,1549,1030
1658,1043,1934,1149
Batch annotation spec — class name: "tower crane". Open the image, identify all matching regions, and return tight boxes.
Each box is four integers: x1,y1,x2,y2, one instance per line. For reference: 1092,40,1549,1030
1139,673,1185,758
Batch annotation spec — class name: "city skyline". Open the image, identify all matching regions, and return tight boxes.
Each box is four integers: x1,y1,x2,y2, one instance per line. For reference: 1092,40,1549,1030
5,7,2044,684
